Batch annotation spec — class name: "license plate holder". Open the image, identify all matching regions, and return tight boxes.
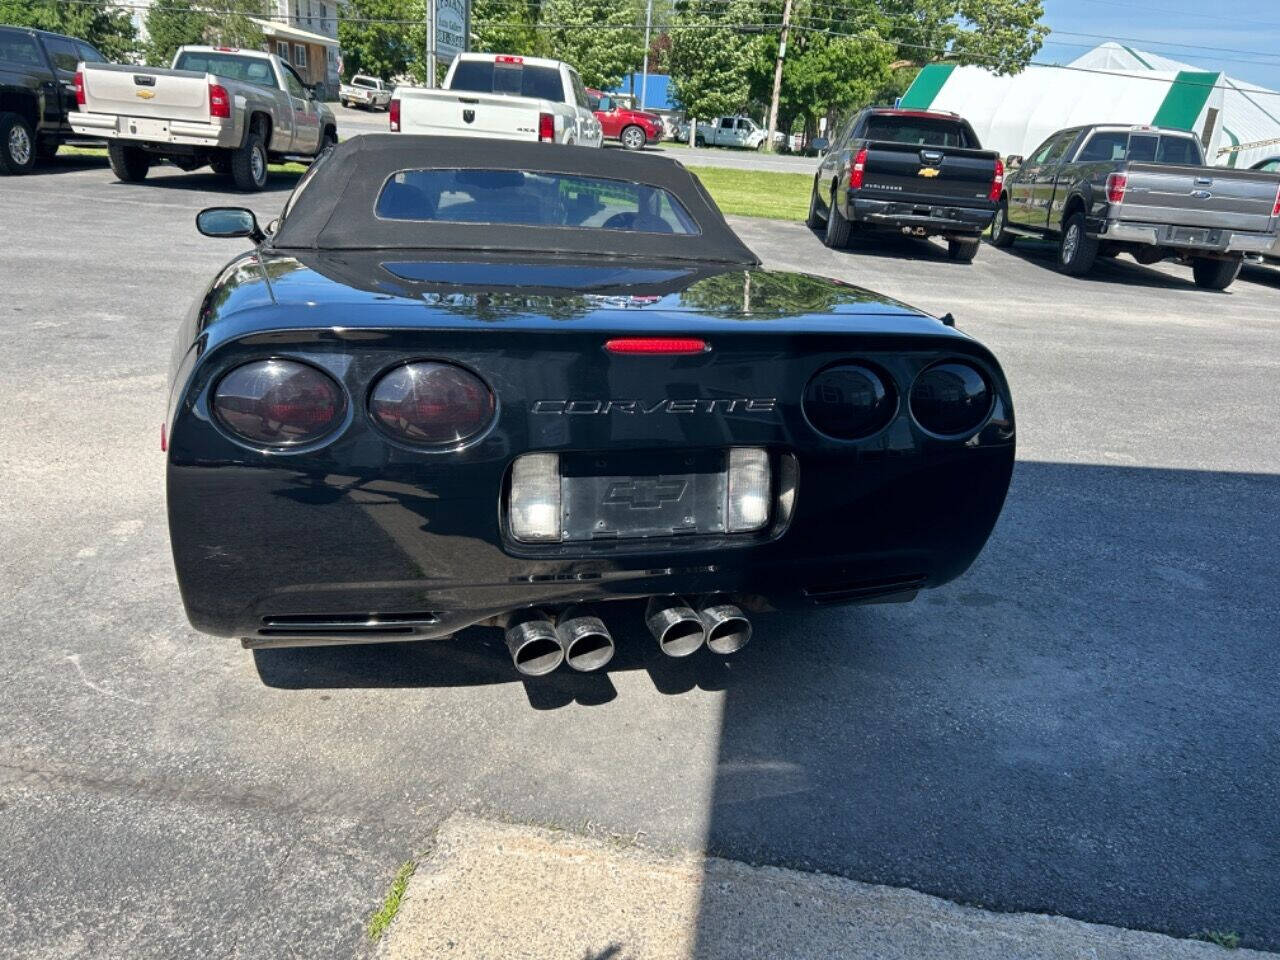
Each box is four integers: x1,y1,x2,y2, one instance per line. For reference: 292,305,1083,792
126,117,169,140
560,451,727,541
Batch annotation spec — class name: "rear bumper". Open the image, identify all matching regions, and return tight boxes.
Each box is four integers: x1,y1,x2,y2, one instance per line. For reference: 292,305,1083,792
1101,219,1276,254
70,111,240,149
850,197,995,235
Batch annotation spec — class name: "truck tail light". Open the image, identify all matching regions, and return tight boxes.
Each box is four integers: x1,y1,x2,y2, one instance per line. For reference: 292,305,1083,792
389,98,400,131
369,361,495,446
538,112,555,142
1106,172,1127,204
988,157,1004,203
1271,182,1280,217
849,146,867,190
74,70,85,106
209,83,231,119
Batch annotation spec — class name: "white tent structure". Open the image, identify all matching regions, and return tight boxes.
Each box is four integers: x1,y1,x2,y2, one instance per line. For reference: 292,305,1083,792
1069,43,1280,169
898,43,1280,169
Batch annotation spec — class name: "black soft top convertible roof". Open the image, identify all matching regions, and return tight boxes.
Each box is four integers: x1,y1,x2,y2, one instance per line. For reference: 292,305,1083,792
269,135,759,266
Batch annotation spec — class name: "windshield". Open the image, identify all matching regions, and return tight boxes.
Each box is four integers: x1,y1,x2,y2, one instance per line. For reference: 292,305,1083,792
174,51,276,90
449,59,565,102
375,169,701,235
864,116,975,148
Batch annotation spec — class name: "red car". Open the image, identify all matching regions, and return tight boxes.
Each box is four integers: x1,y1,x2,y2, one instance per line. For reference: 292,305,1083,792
586,89,662,150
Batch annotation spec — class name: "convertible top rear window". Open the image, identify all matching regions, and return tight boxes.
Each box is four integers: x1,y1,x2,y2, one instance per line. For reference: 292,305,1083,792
376,169,701,235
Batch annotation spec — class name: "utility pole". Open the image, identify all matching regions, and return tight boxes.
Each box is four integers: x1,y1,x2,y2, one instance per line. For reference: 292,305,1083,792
426,0,437,88
765,0,792,153
640,0,653,110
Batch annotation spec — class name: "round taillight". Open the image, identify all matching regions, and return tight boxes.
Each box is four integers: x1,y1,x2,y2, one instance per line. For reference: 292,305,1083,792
910,361,993,437
803,363,896,440
213,359,344,446
369,361,495,445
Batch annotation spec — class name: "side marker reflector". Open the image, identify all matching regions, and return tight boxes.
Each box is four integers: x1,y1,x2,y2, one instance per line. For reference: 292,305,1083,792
605,338,708,355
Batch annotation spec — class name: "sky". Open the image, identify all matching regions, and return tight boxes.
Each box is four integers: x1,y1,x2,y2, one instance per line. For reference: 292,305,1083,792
1038,0,1280,92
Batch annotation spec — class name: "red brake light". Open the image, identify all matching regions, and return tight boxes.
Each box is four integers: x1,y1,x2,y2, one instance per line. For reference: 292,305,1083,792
389,97,400,131
988,157,1004,203
495,55,523,64
1272,182,1280,218
74,69,85,106
370,362,495,445
213,360,344,446
209,82,231,119
1106,172,1127,204
538,112,555,142
605,338,708,355
849,147,868,190
214,46,239,52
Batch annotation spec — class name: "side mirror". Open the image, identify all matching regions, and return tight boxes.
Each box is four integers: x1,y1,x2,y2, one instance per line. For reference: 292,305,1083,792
197,206,263,242
811,137,829,153
1005,154,1023,169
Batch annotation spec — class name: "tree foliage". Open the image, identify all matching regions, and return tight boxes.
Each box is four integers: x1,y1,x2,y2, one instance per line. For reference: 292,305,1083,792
540,0,645,90
338,0,425,81
877,0,1048,75
0,0,137,60
471,0,544,57
667,0,759,119
144,0,209,66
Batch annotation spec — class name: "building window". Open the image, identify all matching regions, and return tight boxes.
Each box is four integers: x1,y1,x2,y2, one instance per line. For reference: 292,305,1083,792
276,40,289,60
293,44,307,68
319,3,327,29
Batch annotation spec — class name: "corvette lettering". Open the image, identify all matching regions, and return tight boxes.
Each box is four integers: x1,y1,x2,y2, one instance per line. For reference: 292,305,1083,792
532,398,777,415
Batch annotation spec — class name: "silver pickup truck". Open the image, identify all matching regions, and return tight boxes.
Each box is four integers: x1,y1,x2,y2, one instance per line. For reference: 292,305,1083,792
990,123,1280,289
71,46,336,191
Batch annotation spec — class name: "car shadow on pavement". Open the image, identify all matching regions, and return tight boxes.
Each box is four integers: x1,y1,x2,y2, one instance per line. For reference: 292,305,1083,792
987,241,1217,291
101,168,303,194
1240,262,1280,291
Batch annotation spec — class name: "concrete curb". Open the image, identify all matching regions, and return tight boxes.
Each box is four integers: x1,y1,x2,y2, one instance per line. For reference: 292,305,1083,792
378,815,1270,959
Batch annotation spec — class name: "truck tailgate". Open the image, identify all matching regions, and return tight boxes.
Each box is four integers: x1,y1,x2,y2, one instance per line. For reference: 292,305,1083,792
81,63,210,122
1117,163,1280,232
860,141,997,206
399,89,544,141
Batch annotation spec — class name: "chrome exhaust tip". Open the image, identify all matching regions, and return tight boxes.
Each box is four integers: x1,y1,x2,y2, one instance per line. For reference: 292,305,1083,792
697,600,752,655
555,607,615,672
645,596,706,657
504,610,564,677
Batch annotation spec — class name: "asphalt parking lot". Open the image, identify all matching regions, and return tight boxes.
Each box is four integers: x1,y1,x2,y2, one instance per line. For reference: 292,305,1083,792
1,156,1278,958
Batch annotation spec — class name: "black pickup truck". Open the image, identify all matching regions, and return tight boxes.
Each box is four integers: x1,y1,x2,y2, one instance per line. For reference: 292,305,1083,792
808,107,1003,262
0,25,106,174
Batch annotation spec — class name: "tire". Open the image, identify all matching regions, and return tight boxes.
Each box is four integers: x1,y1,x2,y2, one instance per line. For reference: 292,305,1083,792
989,198,1014,248
1056,211,1098,276
1191,256,1242,290
229,126,268,192
823,188,852,248
806,182,824,229
947,236,981,263
35,139,59,163
695,135,706,148
321,127,338,152
210,155,231,176
106,140,151,182
620,125,646,151
0,112,37,175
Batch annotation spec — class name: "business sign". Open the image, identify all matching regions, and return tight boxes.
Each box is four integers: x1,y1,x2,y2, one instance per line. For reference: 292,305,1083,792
435,0,469,63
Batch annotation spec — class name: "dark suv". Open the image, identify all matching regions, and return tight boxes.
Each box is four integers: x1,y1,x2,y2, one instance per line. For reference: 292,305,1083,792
0,25,106,174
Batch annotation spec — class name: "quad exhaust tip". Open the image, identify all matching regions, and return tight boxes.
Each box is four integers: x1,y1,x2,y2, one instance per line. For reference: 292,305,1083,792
646,596,706,657
555,607,615,672
504,610,564,677
698,600,752,655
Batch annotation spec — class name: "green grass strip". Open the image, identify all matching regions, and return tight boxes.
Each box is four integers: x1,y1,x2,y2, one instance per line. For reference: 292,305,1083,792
366,860,417,942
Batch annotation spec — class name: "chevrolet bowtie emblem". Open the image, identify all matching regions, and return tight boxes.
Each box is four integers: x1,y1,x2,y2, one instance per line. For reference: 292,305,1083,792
602,478,686,510
135,89,155,99
918,166,940,178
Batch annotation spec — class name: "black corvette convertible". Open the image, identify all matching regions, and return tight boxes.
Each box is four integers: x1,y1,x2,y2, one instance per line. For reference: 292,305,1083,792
167,135,1014,677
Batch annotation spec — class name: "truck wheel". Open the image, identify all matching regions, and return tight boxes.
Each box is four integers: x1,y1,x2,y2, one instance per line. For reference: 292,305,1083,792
695,135,706,148
229,127,268,192
321,127,338,153
35,139,60,163
1191,256,1242,291
806,182,824,229
0,112,37,175
989,199,1015,248
620,125,646,151
210,155,231,176
1056,211,1098,276
106,140,151,183
823,188,852,249
947,237,981,263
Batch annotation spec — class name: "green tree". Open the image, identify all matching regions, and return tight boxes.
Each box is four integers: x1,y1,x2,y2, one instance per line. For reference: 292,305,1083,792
0,0,137,60
207,0,268,50
668,0,760,120
876,0,1048,75
540,0,646,90
144,0,209,66
471,0,543,57
338,0,425,81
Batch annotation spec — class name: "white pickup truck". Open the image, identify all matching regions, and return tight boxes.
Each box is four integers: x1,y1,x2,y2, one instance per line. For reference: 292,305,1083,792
339,74,391,111
694,116,768,150
391,53,602,147
71,46,336,191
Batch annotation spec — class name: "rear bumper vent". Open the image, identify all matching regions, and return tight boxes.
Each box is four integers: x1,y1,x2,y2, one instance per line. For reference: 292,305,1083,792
802,575,925,606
